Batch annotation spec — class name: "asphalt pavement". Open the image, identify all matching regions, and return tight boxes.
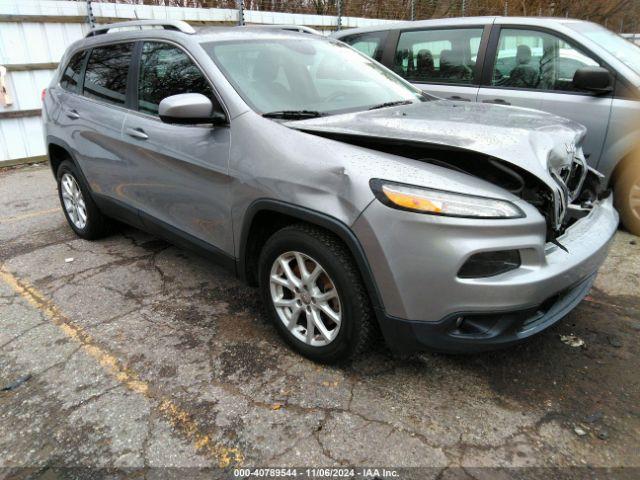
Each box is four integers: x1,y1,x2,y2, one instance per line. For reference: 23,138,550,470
0,163,639,479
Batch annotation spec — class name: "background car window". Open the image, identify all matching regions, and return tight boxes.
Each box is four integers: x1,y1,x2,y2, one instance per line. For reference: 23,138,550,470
60,50,86,93
138,42,215,116
342,31,388,62
492,29,600,92
394,28,483,84
82,43,133,106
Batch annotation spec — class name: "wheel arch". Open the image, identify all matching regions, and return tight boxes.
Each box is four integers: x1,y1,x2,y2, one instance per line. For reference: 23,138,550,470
47,136,78,178
238,199,384,312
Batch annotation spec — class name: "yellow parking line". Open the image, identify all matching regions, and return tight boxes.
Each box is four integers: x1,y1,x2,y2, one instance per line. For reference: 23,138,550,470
0,266,244,468
0,208,60,224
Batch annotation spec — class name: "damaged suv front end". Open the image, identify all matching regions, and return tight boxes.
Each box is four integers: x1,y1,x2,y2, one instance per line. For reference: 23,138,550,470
203,31,618,355
288,101,618,353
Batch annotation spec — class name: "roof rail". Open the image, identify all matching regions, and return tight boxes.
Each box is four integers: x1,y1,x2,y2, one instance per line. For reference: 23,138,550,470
244,24,322,35
86,20,195,38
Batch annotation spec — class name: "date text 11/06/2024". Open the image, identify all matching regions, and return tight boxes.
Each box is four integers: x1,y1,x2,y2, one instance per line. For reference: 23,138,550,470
233,468,400,478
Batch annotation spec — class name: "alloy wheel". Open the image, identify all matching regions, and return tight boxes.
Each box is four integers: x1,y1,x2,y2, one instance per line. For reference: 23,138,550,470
269,251,342,347
61,173,88,230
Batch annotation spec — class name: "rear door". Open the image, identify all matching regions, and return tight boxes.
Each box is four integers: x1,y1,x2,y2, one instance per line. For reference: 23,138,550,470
59,42,136,206
121,40,233,256
477,26,614,167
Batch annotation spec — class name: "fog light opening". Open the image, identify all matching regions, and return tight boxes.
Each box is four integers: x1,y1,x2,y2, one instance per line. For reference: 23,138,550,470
458,250,521,279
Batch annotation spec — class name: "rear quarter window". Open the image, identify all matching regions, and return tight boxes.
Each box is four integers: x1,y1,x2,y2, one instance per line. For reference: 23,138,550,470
60,50,87,93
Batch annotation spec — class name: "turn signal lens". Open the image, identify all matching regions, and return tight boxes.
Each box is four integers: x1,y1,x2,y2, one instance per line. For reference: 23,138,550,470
382,187,443,213
370,179,524,219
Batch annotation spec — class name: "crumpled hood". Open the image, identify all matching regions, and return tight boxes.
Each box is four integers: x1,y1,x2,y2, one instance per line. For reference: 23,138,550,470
286,100,587,189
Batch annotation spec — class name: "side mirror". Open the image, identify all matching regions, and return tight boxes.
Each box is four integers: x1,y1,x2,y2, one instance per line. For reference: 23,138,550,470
573,66,613,94
158,93,226,125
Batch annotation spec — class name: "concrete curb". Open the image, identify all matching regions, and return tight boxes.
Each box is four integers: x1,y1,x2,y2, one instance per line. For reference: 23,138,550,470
0,156,48,169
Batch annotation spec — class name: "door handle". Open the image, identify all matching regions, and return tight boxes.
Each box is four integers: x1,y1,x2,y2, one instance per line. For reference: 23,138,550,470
65,109,80,120
447,95,471,102
125,127,148,140
482,98,511,105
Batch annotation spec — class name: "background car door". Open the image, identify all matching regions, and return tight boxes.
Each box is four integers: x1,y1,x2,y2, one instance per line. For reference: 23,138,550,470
121,41,233,256
390,26,487,102
58,43,135,205
477,27,614,167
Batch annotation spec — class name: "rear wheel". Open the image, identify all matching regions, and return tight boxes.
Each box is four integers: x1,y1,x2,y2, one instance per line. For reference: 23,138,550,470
614,156,640,236
56,160,112,239
258,224,375,363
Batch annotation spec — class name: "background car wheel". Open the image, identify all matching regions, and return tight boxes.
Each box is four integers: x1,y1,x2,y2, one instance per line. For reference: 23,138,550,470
259,224,375,363
56,160,112,240
614,156,640,236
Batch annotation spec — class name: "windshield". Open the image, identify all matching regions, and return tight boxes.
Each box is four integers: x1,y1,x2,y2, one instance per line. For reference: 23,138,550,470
201,37,424,115
566,22,640,76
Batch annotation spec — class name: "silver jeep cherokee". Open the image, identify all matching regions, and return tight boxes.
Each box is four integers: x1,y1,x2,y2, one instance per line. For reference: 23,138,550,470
43,20,618,363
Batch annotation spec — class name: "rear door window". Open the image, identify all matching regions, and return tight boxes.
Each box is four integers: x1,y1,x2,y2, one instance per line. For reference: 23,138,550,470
341,31,388,62
137,41,215,116
82,43,134,106
394,28,484,84
60,50,86,93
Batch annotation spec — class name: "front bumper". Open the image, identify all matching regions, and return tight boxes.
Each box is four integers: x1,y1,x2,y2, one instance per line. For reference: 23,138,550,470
353,193,618,353
379,273,596,353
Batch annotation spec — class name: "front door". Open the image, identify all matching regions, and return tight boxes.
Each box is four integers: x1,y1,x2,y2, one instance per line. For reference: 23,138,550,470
121,41,233,255
477,27,614,167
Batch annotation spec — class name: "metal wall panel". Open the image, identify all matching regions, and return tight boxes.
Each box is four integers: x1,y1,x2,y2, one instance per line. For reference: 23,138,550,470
0,21,86,65
0,0,84,18
1,69,55,111
0,116,45,162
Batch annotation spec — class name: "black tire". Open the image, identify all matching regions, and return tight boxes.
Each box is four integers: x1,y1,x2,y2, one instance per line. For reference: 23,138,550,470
56,160,112,240
258,223,375,363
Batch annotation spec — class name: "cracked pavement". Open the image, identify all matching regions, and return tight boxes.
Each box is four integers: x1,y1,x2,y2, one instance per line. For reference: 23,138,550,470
0,164,639,478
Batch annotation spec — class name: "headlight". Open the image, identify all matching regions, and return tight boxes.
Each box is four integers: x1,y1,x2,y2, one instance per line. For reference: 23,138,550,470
370,179,524,219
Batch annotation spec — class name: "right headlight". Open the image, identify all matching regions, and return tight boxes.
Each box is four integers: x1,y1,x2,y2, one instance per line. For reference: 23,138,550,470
370,179,524,219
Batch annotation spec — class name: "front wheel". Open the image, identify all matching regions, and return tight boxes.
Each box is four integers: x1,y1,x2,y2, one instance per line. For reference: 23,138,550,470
258,224,375,363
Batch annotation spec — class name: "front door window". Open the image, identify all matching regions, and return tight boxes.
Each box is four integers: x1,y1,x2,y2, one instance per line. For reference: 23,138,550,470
492,28,600,92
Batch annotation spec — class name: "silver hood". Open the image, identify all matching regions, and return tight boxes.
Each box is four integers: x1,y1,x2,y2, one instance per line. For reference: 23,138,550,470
288,100,589,230
287,100,586,185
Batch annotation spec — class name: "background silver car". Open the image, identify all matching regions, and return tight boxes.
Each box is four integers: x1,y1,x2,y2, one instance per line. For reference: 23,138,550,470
43,21,618,363
333,16,640,236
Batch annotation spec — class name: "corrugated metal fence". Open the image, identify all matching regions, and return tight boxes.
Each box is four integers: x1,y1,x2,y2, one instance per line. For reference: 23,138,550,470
0,0,397,167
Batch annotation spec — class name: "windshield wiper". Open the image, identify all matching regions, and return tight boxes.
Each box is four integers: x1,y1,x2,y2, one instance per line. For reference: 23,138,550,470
262,110,324,119
368,100,414,111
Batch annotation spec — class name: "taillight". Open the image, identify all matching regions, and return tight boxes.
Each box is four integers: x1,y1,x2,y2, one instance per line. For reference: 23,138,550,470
41,88,47,102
